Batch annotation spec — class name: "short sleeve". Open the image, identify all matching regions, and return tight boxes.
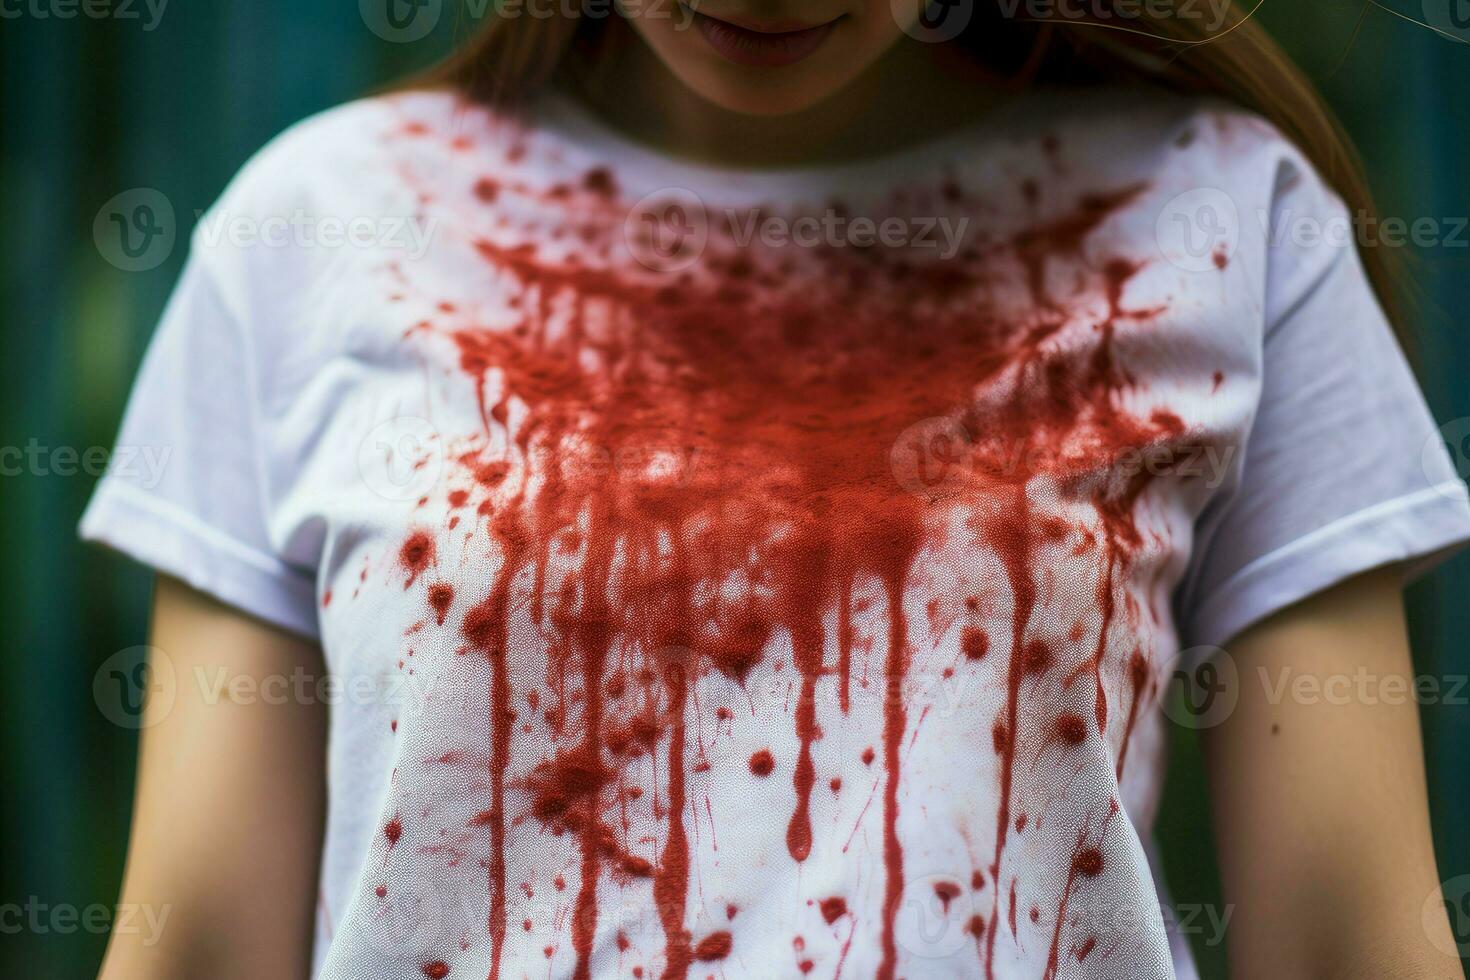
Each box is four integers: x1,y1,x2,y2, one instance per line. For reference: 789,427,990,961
79,239,320,639
1175,151,1470,651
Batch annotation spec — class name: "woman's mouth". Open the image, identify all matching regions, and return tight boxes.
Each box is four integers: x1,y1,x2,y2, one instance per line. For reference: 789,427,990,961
685,6,842,67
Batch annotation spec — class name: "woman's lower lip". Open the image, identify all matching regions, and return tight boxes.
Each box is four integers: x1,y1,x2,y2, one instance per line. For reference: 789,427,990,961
691,10,839,68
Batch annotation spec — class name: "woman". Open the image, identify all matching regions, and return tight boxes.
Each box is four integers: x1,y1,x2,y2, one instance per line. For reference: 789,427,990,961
87,1,1469,978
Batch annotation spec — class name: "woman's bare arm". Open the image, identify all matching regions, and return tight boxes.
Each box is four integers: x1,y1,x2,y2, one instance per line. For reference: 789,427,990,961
1203,566,1464,980
97,575,327,980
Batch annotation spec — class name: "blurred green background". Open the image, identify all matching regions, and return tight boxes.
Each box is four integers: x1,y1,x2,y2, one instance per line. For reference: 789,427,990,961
1,2,1467,977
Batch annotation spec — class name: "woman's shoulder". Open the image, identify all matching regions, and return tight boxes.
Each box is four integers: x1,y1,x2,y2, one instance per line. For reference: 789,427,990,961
1018,83,1301,162
205,87,517,219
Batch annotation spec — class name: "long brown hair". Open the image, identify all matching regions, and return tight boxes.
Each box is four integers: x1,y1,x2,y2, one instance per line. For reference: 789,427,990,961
408,1,1402,331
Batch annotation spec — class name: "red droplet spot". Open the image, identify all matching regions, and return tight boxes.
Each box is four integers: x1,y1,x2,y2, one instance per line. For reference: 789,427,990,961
473,178,499,203
617,931,630,951
1055,713,1087,745
1073,848,1104,877
321,590,332,608
819,896,847,924
422,962,449,979
1022,639,1052,674
829,777,842,793
447,489,470,508
398,531,435,588
726,903,739,921
1029,906,1040,923
583,167,618,198
933,881,961,912
749,749,775,777
694,931,732,961
961,626,989,660
861,746,875,766
376,885,387,898
384,816,403,848
966,915,985,938
971,870,985,890
428,583,455,624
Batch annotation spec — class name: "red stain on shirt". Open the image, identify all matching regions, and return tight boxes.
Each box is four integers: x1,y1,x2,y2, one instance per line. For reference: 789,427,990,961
398,531,434,588
370,137,1185,980
693,931,733,962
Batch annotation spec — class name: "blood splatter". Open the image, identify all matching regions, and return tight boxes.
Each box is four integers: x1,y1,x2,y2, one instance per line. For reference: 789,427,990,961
380,133,1182,980
398,531,435,588
428,583,454,624
819,896,847,924
962,626,989,660
693,931,732,962
1054,713,1088,746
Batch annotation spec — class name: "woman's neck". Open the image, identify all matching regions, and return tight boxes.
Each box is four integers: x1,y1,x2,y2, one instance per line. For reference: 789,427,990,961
564,22,1015,170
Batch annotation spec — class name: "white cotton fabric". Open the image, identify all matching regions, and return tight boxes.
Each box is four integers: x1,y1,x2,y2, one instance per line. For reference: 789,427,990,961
81,86,1470,980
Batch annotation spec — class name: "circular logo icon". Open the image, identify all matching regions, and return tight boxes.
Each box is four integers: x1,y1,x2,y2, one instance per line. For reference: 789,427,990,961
891,416,973,498
624,188,708,273
1162,646,1239,730
1423,1,1470,43
93,645,175,729
896,872,977,959
1423,875,1470,959
93,188,176,272
893,0,974,42
360,0,442,43
357,416,444,502
1154,187,1239,273
1422,417,1470,500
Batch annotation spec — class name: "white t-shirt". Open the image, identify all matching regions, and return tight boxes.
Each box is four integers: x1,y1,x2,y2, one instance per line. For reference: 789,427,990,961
81,86,1470,980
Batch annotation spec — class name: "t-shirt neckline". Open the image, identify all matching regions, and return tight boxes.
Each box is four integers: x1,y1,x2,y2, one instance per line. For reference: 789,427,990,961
525,84,1049,200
